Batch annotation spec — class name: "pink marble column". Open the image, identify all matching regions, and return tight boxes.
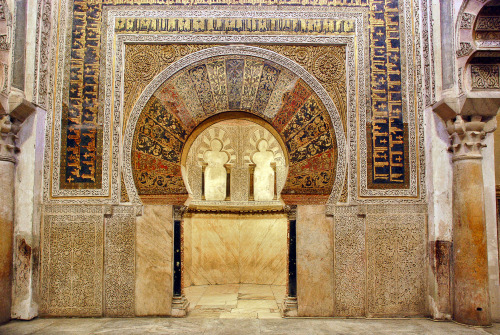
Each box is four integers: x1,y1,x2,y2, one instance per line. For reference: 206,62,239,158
0,114,18,324
447,115,491,326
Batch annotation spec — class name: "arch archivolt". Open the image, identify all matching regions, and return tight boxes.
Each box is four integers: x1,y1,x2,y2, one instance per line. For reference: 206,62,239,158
123,45,347,206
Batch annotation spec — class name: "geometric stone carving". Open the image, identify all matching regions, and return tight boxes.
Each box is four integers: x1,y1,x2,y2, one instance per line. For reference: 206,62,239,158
476,16,500,31
460,13,476,30
366,213,426,316
471,65,500,89
456,42,474,58
40,214,103,316
0,34,9,50
104,210,135,317
333,207,366,316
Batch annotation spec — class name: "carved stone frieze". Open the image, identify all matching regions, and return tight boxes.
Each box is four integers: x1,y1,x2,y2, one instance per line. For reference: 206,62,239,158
476,16,500,31
457,42,474,58
471,64,500,89
40,214,103,316
460,13,476,30
0,34,9,50
366,213,426,316
34,0,52,109
334,209,365,316
104,211,135,317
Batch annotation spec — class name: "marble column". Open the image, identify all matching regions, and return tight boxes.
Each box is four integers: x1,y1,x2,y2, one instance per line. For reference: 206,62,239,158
283,205,298,317
0,114,18,324
171,206,189,317
447,115,491,326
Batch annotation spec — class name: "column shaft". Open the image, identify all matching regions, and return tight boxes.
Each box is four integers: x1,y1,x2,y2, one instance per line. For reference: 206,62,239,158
452,158,491,325
447,115,493,326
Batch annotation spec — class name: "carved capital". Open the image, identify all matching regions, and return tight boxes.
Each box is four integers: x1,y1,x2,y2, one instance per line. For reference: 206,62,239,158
446,115,494,161
173,205,187,221
284,205,297,221
0,113,18,163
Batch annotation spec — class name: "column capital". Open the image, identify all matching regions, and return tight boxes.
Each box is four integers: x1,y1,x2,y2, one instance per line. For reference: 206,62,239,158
173,205,187,221
446,115,496,161
0,113,19,163
284,205,297,220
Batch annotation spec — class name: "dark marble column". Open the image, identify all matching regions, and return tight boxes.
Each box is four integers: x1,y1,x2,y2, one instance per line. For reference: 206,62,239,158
171,206,189,317
283,205,298,317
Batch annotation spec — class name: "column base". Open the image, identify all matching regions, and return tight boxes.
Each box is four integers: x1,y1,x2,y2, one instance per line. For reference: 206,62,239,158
171,295,189,317
282,296,298,317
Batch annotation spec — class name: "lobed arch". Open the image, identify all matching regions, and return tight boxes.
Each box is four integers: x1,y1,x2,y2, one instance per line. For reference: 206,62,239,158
456,0,500,90
180,112,290,170
123,45,347,205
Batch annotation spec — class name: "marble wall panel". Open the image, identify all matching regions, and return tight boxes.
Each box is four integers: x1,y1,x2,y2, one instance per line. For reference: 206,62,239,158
296,205,334,317
239,214,287,285
40,214,103,316
183,213,287,286
185,214,240,285
104,210,135,317
366,213,426,317
135,205,173,316
333,208,366,316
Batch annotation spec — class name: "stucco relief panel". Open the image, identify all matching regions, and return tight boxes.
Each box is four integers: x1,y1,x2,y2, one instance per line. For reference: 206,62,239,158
40,214,103,316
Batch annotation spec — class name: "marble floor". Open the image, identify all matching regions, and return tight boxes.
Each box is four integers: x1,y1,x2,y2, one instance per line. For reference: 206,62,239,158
1,317,500,335
184,284,286,319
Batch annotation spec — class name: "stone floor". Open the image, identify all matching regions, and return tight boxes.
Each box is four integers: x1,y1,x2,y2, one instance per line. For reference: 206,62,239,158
1,317,500,335
184,284,285,319
2,285,500,334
